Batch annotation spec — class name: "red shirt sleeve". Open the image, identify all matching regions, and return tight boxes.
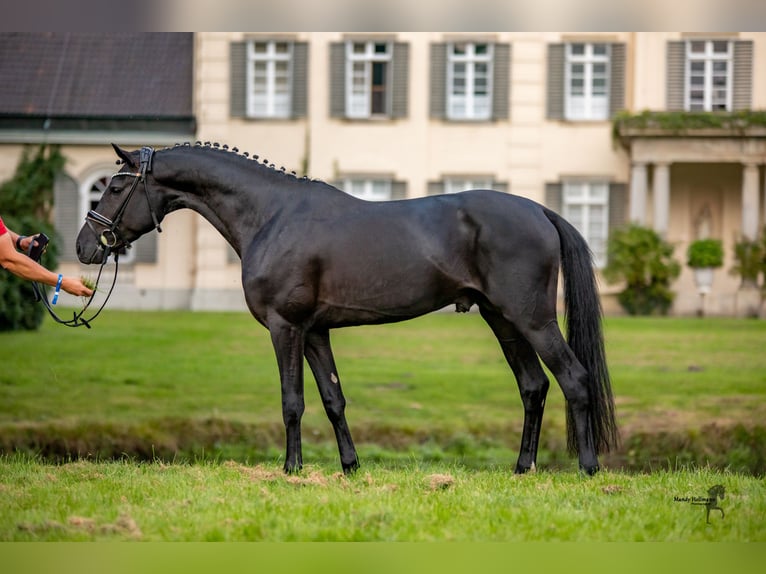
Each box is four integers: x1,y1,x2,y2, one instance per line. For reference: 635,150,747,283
0,215,7,236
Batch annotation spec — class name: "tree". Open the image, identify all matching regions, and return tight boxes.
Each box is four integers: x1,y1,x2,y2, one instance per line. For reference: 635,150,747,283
0,144,65,331
603,224,681,316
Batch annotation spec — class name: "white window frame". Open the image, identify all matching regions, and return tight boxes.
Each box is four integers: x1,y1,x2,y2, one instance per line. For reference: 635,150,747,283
447,42,493,121
562,181,609,268
80,171,135,264
565,43,610,121
342,178,392,201
246,40,293,119
685,39,732,112
345,41,392,119
443,177,493,194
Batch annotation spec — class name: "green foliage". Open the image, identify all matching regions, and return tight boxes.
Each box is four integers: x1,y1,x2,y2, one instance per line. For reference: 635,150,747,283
613,109,766,142
730,230,766,289
686,238,724,268
603,225,681,315
0,144,64,331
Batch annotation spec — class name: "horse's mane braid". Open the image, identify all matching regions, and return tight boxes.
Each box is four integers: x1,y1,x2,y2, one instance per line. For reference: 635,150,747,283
166,141,307,181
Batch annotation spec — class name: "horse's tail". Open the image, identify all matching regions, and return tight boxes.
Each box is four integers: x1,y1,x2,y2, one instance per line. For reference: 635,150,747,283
543,207,619,456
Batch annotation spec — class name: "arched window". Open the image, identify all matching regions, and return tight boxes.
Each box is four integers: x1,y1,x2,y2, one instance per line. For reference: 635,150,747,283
80,170,136,264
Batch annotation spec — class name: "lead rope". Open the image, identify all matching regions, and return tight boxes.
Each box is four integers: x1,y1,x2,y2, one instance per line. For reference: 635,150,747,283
30,241,120,329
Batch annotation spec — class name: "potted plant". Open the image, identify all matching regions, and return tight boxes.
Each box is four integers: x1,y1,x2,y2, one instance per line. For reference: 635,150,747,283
730,237,763,289
686,238,724,295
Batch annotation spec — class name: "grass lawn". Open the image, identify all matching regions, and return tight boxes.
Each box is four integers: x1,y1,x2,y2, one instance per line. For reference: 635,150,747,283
1,456,763,541
1,310,765,542
1,310,765,471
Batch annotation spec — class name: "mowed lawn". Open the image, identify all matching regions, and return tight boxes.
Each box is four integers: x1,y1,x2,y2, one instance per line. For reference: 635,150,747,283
1,310,765,542
1,310,765,467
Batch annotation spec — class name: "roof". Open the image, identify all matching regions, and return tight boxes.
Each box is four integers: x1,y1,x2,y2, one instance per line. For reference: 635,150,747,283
0,32,195,139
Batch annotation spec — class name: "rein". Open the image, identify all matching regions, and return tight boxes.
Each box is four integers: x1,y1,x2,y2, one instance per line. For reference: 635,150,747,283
33,146,162,329
30,246,120,329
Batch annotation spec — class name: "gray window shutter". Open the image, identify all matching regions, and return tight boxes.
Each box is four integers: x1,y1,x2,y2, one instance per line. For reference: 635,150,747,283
430,43,447,119
53,173,80,263
329,42,346,118
292,42,309,118
391,42,409,119
226,243,239,264
492,181,508,193
427,181,443,195
230,41,247,118
609,43,626,117
666,41,685,111
546,44,565,120
492,43,510,121
132,233,158,264
545,182,563,214
733,40,753,111
609,182,627,233
391,181,407,200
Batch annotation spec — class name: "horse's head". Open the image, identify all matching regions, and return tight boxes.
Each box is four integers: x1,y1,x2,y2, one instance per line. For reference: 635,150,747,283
709,484,725,500
76,144,164,264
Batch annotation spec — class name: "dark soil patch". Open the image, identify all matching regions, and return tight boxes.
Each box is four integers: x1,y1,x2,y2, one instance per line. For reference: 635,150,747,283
1,418,763,475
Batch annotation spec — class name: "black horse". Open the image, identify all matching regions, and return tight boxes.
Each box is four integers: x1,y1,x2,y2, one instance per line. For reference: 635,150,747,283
76,143,618,475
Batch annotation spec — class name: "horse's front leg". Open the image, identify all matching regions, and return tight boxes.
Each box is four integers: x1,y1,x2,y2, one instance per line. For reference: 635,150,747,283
305,329,359,474
269,315,306,474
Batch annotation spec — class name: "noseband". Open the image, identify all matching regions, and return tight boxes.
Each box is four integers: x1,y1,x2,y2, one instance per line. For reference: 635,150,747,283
85,146,163,254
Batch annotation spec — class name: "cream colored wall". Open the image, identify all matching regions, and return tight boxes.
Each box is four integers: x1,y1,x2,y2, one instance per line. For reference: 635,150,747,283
3,32,765,314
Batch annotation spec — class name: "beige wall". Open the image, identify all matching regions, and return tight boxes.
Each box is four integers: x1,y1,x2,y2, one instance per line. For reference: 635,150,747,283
2,32,765,315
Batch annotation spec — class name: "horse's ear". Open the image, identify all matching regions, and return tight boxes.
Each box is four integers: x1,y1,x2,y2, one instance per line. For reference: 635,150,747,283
111,143,136,167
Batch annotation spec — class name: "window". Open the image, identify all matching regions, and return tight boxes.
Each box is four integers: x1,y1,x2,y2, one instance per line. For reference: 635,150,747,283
341,178,392,201
346,41,392,118
230,40,307,120
247,41,292,118
443,177,493,194
686,40,732,111
565,43,610,120
562,182,609,267
80,171,135,264
447,43,493,120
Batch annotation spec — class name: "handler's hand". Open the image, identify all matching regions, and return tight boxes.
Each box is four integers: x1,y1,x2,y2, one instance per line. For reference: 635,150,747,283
61,277,94,297
18,234,38,253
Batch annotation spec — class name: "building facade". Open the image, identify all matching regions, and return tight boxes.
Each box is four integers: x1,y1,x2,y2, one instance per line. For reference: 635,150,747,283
1,32,765,315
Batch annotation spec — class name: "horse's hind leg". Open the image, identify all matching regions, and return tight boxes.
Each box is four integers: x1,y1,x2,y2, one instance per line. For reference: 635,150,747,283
520,321,600,474
305,329,360,474
480,308,550,474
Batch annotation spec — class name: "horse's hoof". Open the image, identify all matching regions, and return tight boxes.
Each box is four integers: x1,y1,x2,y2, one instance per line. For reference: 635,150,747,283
514,462,536,474
283,462,303,475
581,463,600,476
342,458,360,475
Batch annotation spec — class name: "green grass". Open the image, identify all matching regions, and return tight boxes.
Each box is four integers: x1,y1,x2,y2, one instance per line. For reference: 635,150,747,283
1,455,763,541
1,311,765,472
1,311,765,542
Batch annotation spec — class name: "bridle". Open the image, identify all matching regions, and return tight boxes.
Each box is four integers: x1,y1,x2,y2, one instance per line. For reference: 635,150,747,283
85,146,163,251
33,146,162,328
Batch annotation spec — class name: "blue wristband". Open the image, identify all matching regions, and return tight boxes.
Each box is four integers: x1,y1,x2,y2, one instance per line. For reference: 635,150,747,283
52,274,63,305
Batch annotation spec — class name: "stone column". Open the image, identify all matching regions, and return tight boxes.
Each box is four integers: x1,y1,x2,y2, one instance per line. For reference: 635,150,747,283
652,163,670,238
629,162,648,225
737,163,762,317
742,163,760,241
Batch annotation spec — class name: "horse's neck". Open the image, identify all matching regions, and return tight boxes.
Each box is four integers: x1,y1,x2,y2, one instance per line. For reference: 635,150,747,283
166,158,280,257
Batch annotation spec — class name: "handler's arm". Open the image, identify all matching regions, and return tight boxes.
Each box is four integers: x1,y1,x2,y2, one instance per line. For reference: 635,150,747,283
0,232,93,296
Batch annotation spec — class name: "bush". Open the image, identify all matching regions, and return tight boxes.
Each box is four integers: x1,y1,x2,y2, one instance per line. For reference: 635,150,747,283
0,144,64,331
730,233,765,289
686,238,724,268
603,225,681,315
